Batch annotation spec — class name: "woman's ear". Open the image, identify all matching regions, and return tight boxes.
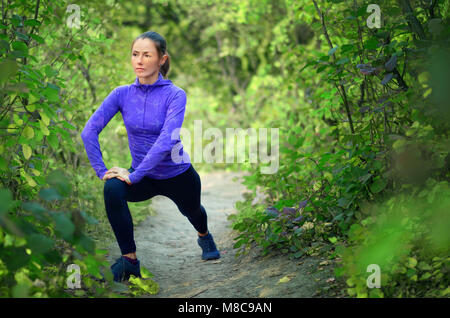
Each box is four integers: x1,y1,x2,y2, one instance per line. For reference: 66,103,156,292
161,54,168,65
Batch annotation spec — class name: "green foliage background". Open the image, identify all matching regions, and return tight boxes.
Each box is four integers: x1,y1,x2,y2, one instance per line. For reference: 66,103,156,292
0,0,449,297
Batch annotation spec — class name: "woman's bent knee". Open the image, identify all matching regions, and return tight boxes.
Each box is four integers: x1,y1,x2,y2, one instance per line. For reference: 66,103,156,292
104,178,127,198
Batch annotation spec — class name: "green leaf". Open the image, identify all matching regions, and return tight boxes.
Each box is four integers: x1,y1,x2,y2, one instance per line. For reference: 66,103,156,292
328,237,338,244
0,39,9,53
22,144,32,160
364,37,379,50
336,57,349,65
279,276,291,283
22,201,46,213
0,59,19,82
12,41,28,54
46,169,71,197
42,85,59,102
24,19,40,27
340,44,354,53
83,254,102,277
348,223,363,238
79,210,99,225
21,170,37,187
337,197,351,208
372,160,383,170
47,133,59,150
370,178,387,193
233,239,246,249
346,277,355,287
294,227,304,235
39,119,49,136
328,46,338,56
140,266,155,279
0,156,7,171
26,233,55,253
12,283,30,297
14,31,29,41
407,257,417,268
334,266,345,278
44,65,58,78
29,34,44,44
369,288,384,298
62,121,76,130
39,188,63,201
11,15,22,27
21,202,49,221
76,233,95,253
52,212,75,241
23,126,34,139
2,247,31,271
381,73,393,85
299,60,317,72
358,173,372,184
417,262,432,271
420,272,432,280
43,249,61,264
128,276,159,295
0,188,13,215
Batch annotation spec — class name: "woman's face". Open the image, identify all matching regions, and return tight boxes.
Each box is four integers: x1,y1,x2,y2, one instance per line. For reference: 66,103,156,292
131,38,167,78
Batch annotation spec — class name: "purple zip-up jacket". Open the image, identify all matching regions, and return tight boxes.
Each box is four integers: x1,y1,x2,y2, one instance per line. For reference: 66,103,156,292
80,72,191,184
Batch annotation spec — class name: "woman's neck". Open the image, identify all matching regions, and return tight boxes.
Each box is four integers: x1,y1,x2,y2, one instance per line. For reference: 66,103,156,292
138,71,159,85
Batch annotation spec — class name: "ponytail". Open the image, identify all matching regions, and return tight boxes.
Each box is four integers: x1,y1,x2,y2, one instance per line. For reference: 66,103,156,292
160,51,170,78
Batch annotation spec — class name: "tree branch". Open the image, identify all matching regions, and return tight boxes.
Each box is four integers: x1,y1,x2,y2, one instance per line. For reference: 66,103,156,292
398,0,426,41
312,0,355,134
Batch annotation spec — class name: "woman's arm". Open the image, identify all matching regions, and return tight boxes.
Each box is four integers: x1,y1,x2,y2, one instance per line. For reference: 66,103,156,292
80,87,122,180
128,89,187,184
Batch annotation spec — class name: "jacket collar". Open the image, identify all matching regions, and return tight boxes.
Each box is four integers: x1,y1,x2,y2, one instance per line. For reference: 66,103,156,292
132,72,172,89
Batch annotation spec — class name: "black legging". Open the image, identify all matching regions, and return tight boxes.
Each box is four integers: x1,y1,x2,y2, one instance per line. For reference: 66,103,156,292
103,163,208,255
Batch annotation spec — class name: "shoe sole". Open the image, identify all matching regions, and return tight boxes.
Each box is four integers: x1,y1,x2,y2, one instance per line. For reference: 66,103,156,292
202,253,221,261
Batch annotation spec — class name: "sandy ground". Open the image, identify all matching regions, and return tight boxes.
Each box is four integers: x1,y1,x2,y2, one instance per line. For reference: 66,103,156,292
106,170,334,298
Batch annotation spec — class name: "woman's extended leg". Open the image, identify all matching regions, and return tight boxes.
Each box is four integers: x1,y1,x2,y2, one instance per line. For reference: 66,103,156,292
156,164,208,235
156,164,220,260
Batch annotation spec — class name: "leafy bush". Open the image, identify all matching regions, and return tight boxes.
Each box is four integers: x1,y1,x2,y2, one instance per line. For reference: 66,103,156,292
228,0,450,298
0,169,118,297
335,178,450,298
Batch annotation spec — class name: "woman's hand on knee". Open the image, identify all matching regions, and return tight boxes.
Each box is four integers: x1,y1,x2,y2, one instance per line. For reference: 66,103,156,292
102,167,132,185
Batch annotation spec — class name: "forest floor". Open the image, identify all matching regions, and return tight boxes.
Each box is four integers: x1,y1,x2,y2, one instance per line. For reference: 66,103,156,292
106,169,340,298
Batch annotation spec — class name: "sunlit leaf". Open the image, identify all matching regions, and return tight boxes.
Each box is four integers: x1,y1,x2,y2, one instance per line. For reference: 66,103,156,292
22,144,32,160
279,276,291,283
23,126,34,139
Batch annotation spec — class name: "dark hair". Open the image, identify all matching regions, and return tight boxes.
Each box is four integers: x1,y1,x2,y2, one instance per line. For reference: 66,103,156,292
131,31,170,78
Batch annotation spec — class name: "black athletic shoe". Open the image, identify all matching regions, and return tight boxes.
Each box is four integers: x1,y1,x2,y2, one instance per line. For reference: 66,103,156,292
197,233,221,260
110,256,141,282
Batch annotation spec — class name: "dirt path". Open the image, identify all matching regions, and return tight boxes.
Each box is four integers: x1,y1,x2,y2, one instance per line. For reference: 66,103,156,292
107,170,334,298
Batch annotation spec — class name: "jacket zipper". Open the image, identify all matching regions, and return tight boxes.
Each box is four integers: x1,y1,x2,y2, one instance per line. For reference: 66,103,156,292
143,87,149,128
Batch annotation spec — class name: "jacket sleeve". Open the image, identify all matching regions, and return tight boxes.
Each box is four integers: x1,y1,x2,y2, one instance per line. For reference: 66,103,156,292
128,90,187,184
80,87,121,180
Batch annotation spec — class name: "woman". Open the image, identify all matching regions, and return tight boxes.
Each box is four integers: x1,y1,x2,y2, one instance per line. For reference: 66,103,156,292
80,31,220,282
